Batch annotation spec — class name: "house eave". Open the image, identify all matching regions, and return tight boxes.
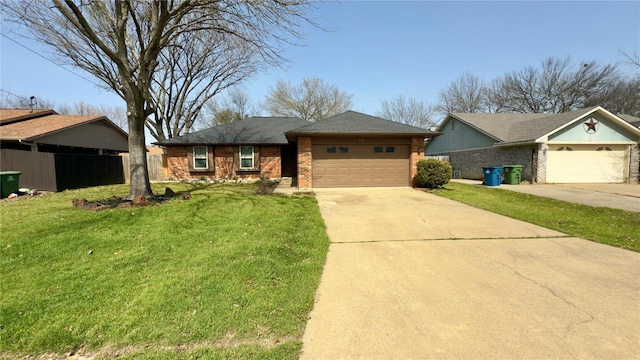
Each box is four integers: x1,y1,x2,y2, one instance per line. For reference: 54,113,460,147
493,140,537,147
285,131,439,138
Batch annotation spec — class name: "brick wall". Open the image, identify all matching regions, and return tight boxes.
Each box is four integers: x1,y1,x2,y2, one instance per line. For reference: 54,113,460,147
166,145,283,181
215,146,235,179
534,143,548,184
166,146,207,180
411,137,424,186
260,146,281,179
297,137,312,189
435,145,535,182
630,144,639,184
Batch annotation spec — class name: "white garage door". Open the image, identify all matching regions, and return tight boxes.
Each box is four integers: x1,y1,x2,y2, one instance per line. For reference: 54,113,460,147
546,144,626,183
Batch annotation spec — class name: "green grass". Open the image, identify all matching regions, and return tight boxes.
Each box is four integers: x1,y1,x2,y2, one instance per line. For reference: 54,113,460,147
432,182,640,252
0,183,330,359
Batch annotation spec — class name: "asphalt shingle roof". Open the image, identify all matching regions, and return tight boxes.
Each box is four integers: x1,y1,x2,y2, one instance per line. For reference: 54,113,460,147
285,111,435,135
618,114,640,128
450,107,599,143
157,117,311,145
0,109,126,140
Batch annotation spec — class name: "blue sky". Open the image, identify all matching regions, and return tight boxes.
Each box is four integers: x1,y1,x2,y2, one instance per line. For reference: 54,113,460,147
1,1,639,120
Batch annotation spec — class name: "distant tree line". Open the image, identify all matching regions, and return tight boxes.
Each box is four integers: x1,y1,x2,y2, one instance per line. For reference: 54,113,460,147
435,56,639,117
3,55,637,144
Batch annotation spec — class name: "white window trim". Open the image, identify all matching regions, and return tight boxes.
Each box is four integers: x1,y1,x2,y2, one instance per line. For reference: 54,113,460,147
193,146,208,169
239,146,254,169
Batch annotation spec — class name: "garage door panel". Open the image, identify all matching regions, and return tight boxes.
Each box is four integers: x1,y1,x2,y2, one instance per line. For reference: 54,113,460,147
312,144,410,187
546,145,626,183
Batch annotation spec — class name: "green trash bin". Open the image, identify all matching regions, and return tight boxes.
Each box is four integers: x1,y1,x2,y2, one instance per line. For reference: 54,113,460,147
503,165,523,185
0,171,22,198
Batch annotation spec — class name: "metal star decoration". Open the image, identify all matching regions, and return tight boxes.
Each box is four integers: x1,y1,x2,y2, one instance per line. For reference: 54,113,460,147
584,118,598,134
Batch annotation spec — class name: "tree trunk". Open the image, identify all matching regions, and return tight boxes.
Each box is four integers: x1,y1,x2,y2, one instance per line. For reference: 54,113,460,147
127,110,153,199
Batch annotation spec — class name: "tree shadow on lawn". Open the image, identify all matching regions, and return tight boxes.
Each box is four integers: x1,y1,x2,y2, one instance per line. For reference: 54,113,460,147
70,181,278,212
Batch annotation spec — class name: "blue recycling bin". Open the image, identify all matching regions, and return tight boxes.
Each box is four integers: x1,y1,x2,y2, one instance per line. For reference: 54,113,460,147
482,166,503,186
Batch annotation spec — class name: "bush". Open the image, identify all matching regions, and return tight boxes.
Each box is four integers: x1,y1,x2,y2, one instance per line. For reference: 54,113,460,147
415,159,452,188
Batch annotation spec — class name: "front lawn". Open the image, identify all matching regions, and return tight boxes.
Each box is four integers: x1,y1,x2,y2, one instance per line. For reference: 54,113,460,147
0,183,330,359
432,182,640,252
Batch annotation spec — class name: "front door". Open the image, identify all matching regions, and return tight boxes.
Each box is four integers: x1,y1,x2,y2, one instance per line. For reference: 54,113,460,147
281,142,298,177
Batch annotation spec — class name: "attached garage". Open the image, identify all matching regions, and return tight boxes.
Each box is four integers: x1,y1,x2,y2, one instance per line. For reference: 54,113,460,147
312,139,410,187
285,111,441,189
546,144,627,183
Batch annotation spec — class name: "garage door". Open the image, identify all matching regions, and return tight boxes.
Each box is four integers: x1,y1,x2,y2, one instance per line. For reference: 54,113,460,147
546,144,626,183
312,144,410,187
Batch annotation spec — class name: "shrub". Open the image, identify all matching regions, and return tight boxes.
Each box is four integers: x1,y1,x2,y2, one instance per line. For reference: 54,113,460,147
416,159,452,188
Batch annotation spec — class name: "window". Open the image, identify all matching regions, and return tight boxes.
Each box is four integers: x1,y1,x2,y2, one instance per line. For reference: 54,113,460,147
596,146,612,151
373,146,383,153
327,146,337,153
339,146,349,153
385,146,395,153
193,146,208,169
451,120,455,130
240,146,254,169
557,146,573,151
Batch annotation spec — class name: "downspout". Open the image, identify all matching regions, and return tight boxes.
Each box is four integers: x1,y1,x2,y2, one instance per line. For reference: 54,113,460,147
19,139,37,152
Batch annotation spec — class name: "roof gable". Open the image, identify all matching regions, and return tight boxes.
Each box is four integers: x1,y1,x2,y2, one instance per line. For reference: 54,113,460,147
0,109,57,125
158,117,310,145
285,110,436,136
446,106,640,145
0,109,128,141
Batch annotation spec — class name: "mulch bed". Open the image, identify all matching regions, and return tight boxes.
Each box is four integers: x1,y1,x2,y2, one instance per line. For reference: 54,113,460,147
72,187,191,211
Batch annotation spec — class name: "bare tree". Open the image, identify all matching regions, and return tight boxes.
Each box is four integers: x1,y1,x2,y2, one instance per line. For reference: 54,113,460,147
199,87,262,128
264,77,353,121
490,57,618,113
618,50,640,71
57,101,128,131
435,72,489,116
584,77,640,117
377,95,436,129
0,90,55,110
145,32,261,141
3,1,313,198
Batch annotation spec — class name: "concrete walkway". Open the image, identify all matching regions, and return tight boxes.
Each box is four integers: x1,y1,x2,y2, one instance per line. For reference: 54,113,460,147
300,187,640,359
452,179,640,212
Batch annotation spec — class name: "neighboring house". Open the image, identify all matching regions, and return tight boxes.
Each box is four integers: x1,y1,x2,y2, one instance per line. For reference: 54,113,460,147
425,106,640,184
0,108,129,154
619,114,640,129
157,111,439,188
0,108,129,191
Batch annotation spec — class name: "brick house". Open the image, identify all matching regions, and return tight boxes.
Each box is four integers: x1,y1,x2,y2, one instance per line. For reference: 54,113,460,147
157,111,440,189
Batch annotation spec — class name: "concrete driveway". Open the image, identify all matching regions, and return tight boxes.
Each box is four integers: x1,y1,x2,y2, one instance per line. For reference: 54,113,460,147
452,179,640,212
300,187,640,359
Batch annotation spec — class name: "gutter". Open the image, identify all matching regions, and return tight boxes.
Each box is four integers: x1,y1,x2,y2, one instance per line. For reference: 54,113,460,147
19,139,38,151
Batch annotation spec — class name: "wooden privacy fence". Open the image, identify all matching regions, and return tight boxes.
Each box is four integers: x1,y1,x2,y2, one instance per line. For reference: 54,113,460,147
0,149,124,192
121,153,168,182
0,149,56,191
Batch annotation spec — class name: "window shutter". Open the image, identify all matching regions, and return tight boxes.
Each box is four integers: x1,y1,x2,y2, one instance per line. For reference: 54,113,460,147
208,146,215,171
234,147,240,171
187,149,194,171
254,146,260,170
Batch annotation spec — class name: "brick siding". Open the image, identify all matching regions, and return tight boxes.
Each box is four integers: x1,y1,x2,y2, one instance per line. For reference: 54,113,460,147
297,137,312,189
411,137,424,186
166,145,282,180
432,146,536,182
630,144,639,184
